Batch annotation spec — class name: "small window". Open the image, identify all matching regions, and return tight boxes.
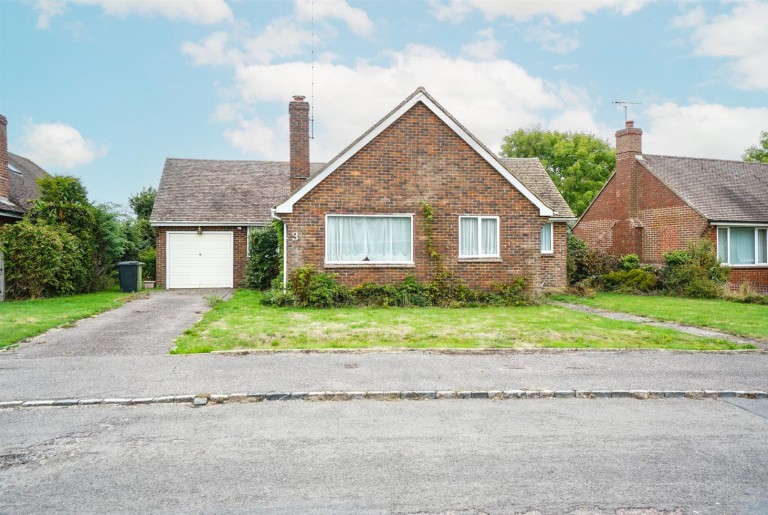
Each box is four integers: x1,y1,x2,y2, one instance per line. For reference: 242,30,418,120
541,222,553,254
459,216,499,258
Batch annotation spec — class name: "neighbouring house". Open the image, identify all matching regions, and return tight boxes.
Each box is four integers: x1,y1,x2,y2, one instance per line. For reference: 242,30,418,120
573,121,768,293
0,115,48,225
151,88,574,291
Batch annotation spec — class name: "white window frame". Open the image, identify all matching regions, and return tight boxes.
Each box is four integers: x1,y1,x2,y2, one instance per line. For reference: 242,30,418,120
324,214,414,265
541,222,554,255
458,216,500,259
715,224,768,267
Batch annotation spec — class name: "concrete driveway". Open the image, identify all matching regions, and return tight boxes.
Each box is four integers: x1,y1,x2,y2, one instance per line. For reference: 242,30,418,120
11,289,233,358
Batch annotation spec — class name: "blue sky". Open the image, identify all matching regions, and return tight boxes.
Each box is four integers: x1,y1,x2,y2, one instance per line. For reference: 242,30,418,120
1,0,766,209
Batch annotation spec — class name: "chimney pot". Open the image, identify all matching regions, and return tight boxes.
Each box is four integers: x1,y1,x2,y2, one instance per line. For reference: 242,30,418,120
625,120,634,128
292,95,305,102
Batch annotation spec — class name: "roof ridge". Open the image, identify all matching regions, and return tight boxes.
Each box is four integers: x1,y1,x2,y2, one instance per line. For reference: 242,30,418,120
642,154,768,167
165,157,325,165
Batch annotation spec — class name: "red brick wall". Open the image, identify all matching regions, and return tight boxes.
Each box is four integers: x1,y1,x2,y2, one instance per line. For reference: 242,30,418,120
156,226,248,289
280,102,567,292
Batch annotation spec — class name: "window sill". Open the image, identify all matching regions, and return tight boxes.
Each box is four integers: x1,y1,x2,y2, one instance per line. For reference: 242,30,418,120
541,252,555,256
725,264,768,268
324,263,415,268
458,257,503,263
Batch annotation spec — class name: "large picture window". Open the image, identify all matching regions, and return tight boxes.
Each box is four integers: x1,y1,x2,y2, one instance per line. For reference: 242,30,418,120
717,226,768,266
326,215,413,264
459,216,499,258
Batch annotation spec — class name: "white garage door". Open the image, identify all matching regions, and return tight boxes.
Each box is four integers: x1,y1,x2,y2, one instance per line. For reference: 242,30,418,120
167,232,233,288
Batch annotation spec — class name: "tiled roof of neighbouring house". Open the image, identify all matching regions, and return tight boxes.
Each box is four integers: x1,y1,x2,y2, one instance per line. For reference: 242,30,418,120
498,157,575,218
638,154,768,223
150,159,325,224
1,153,48,216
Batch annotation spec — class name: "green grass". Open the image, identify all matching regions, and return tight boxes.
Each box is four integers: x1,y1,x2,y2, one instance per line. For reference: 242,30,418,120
0,289,138,349
551,293,768,341
171,289,754,354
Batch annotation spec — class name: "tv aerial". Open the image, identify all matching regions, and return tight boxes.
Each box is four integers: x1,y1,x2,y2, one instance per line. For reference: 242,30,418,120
612,101,641,123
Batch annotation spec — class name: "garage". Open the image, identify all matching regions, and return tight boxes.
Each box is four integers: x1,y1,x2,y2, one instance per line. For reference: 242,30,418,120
166,231,233,288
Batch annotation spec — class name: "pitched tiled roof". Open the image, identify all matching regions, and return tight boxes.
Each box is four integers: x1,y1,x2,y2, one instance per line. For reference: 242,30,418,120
1,153,48,217
150,159,325,224
638,155,768,223
498,157,575,218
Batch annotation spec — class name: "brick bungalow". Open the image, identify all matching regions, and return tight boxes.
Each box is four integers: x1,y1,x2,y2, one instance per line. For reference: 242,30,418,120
0,115,48,226
152,88,574,291
574,121,768,293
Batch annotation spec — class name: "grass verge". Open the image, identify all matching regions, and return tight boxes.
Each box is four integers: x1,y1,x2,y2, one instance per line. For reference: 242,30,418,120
551,293,768,341
171,289,753,354
0,289,138,349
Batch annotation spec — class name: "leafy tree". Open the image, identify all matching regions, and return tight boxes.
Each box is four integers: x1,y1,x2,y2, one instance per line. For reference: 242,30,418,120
742,130,768,163
246,223,281,290
128,186,156,249
500,127,615,216
29,175,96,242
129,186,156,220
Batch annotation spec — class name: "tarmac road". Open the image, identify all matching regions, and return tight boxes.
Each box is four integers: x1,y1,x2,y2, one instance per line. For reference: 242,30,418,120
1,398,767,514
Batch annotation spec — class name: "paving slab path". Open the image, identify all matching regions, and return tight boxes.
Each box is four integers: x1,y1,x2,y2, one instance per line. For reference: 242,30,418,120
552,300,767,349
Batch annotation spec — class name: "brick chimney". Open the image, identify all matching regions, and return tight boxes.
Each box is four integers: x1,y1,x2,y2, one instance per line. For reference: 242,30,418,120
289,95,310,192
616,120,642,158
614,120,644,258
0,114,9,200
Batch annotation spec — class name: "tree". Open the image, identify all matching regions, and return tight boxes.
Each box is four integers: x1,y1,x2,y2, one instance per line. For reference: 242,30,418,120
742,130,768,163
129,186,156,219
128,186,156,249
500,127,615,217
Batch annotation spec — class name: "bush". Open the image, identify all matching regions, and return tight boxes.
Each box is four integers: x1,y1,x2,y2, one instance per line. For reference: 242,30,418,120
0,221,88,299
567,232,619,285
351,276,431,307
138,247,157,281
603,268,660,293
619,254,640,271
287,265,350,308
246,224,281,290
662,239,729,298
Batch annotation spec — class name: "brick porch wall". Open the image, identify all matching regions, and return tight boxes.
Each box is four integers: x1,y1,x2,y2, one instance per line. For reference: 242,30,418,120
280,102,567,292
155,226,248,289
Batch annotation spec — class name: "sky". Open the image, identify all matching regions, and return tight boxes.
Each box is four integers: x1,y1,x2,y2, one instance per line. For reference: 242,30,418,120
1,0,767,209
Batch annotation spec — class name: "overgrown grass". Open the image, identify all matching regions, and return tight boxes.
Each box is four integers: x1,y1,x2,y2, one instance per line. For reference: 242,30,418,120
0,288,137,349
551,293,768,341
171,289,752,354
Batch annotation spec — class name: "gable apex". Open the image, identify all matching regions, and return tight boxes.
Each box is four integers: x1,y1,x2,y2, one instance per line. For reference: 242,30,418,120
275,88,554,217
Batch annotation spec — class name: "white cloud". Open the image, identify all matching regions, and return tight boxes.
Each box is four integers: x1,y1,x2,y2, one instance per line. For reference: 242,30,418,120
679,2,768,90
294,0,374,37
643,102,768,160
19,122,108,169
524,22,581,54
460,29,501,61
670,7,706,29
221,44,604,160
181,32,243,67
429,0,651,24
33,0,233,29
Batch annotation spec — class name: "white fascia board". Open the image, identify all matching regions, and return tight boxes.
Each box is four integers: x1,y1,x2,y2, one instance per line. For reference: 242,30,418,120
152,221,266,227
274,92,554,217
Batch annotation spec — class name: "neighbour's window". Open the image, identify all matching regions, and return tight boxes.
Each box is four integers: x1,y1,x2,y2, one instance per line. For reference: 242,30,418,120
717,226,768,265
541,222,553,254
459,216,499,258
326,215,413,264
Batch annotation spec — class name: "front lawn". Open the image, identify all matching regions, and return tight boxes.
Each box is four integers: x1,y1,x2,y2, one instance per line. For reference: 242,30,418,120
552,293,768,341
0,289,137,349
171,290,752,354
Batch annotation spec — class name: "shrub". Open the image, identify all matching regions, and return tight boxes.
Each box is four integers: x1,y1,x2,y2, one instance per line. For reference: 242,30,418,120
287,265,350,308
246,224,281,290
0,221,88,299
603,268,660,293
619,254,640,271
350,276,431,307
567,232,620,285
662,239,729,298
138,247,157,281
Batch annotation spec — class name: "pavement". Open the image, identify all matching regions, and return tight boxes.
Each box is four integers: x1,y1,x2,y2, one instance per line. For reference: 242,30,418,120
2,399,767,513
1,289,767,401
